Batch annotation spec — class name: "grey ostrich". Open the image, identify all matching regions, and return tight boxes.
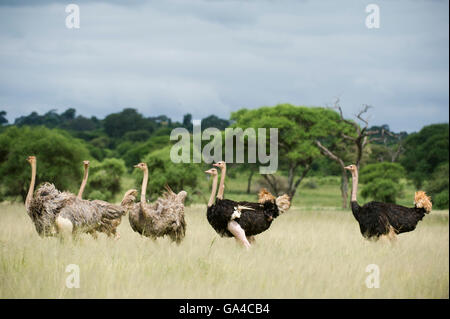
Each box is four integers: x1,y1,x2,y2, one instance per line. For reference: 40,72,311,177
128,162,187,244
25,156,134,240
76,160,136,240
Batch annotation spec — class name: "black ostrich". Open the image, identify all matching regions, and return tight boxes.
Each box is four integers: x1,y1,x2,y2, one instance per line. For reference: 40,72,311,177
205,162,290,249
345,164,432,241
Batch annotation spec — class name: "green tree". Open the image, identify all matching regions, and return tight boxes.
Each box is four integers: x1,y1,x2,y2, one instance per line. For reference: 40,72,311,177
424,162,449,209
0,126,90,201
201,115,230,131
84,158,126,201
400,123,449,188
0,111,8,125
231,104,339,198
359,162,406,203
134,146,201,201
103,108,155,138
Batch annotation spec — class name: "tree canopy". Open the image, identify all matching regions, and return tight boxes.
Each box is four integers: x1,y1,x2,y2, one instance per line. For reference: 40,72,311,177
400,123,449,188
0,126,90,201
359,162,406,203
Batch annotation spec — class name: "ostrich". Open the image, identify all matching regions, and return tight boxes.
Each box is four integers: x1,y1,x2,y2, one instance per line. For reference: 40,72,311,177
345,164,432,241
76,160,136,240
25,156,134,240
205,162,290,248
128,162,187,244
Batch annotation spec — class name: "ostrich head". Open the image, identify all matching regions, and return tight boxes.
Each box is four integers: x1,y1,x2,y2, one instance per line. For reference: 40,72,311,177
204,168,218,176
213,161,226,169
27,155,36,165
83,160,90,167
344,164,357,173
134,162,147,170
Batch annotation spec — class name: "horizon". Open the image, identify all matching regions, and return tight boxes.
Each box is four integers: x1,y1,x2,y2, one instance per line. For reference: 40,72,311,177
0,0,448,133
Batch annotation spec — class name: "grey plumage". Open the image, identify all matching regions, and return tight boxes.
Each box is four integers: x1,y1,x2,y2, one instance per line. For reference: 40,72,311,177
28,182,131,237
25,156,135,239
128,162,187,244
128,188,187,244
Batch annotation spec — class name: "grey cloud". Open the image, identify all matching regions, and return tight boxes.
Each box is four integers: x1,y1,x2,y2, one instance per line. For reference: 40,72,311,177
0,0,448,132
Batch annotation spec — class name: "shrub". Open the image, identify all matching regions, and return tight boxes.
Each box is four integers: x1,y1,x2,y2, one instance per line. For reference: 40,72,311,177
134,146,201,201
84,158,126,202
425,163,449,209
359,162,406,203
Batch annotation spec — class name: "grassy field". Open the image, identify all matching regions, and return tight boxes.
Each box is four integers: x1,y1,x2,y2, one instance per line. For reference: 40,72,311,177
0,196,448,298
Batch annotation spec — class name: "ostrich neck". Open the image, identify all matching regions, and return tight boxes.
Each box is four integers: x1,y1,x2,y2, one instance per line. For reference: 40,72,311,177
25,161,36,211
351,169,359,202
140,167,149,209
77,165,89,199
217,166,226,199
208,174,218,207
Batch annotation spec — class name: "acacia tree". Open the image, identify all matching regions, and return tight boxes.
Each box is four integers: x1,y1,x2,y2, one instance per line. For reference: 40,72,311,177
315,99,380,208
231,104,339,199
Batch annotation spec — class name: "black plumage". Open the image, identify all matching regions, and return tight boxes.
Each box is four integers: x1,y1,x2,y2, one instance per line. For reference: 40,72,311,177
351,201,428,239
207,198,280,237
345,164,432,240
204,163,290,247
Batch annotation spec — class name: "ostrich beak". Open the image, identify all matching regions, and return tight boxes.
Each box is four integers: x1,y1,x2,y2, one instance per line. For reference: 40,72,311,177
213,163,220,167
133,164,139,168
344,165,352,170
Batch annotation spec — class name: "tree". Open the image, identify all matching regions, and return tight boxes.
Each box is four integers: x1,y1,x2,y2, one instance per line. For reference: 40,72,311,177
359,162,406,203
201,115,230,131
103,108,155,138
182,113,193,132
424,162,449,209
231,104,339,199
400,123,449,188
135,146,201,201
0,126,90,201
0,111,8,125
315,100,379,208
84,158,126,201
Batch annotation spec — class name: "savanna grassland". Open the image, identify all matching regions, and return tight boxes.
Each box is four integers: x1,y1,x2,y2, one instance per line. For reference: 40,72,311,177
0,178,448,299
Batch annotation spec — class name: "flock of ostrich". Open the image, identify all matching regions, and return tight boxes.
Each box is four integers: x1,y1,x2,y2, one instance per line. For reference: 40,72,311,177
24,155,432,248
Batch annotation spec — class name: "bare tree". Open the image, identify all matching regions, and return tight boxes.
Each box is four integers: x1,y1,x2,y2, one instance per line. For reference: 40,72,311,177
379,128,406,162
315,99,379,208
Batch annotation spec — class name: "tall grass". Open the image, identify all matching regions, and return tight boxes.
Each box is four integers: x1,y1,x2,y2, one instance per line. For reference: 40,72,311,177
0,201,448,299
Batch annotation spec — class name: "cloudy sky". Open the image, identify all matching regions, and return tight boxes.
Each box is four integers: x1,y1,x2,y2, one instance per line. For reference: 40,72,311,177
0,0,448,132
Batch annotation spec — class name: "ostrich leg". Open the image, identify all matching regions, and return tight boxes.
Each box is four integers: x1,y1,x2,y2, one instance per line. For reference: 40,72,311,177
55,215,73,242
227,221,251,249
247,236,256,244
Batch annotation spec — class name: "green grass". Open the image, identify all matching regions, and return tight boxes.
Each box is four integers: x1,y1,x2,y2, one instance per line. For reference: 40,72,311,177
0,200,448,298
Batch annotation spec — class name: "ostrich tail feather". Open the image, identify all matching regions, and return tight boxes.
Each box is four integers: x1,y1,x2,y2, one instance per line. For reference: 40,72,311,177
258,188,276,203
121,189,137,207
275,194,291,214
414,191,432,213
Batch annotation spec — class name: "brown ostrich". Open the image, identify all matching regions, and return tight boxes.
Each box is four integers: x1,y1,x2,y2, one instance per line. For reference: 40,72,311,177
128,162,187,244
205,162,290,249
25,156,134,240
345,164,432,241
76,160,136,240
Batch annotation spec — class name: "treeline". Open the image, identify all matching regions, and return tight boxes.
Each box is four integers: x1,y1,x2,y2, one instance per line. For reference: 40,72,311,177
0,106,448,209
